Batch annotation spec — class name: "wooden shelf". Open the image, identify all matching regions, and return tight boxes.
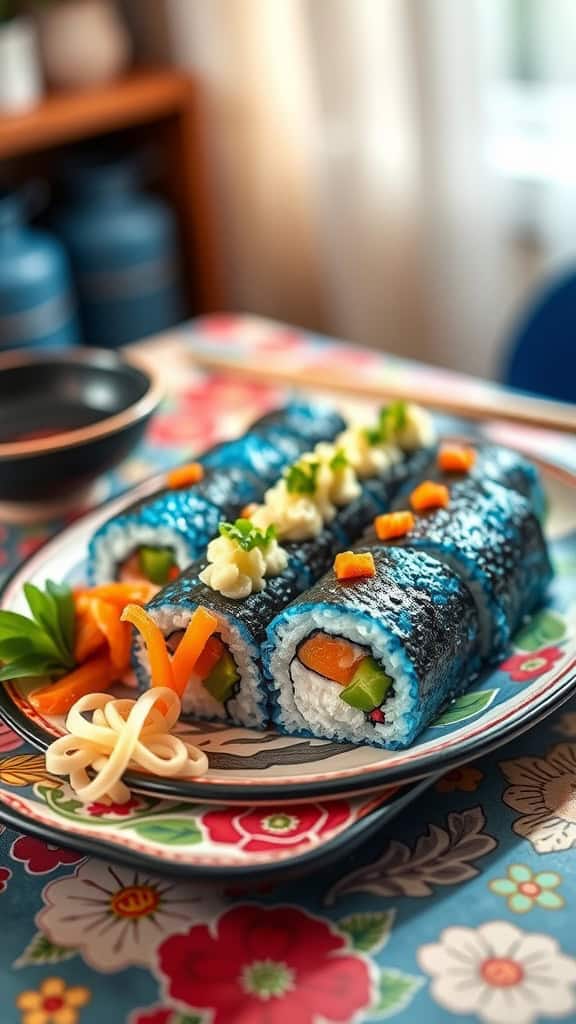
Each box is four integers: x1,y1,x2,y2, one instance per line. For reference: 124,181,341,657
0,68,225,313
0,69,192,159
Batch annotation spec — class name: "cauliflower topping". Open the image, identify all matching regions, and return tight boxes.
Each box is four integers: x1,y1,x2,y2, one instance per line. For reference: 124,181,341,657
199,521,288,599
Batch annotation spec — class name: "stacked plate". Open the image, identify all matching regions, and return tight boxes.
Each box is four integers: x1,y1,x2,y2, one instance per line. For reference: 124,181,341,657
0,455,575,879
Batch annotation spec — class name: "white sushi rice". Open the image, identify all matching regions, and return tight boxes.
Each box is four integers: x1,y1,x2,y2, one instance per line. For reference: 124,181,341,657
268,606,415,745
90,523,191,584
134,603,267,729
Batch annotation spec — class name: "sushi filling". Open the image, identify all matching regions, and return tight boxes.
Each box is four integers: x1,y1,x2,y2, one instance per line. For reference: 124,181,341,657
166,629,240,705
296,631,393,723
119,546,179,586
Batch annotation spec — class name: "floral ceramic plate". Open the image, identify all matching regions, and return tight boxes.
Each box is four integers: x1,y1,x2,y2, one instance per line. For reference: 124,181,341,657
0,459,575,804
0,726,437,877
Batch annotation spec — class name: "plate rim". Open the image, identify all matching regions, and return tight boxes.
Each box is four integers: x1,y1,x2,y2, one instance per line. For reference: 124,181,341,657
0,454,574,802
0,775,437,879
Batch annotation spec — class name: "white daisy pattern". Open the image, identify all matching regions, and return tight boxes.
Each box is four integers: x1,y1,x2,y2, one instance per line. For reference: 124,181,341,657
418,921,576,1024
37,860,222,972
501,744,576,853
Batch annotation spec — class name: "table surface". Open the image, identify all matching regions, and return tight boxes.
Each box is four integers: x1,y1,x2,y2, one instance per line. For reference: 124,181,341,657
1,315,575,1024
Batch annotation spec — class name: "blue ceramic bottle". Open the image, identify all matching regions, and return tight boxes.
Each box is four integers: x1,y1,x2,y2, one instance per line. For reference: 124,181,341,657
0,191,79,351
53,158,185,348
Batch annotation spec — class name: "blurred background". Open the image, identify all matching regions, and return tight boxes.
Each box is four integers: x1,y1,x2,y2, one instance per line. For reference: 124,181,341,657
1,0,575,388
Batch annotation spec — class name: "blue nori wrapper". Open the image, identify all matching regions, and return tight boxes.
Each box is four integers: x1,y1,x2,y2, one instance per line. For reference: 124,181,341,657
201,429,308,484
384,478,552,659
252,400,346,446
263,545,482,748
393,443,546,520
88,400,345,584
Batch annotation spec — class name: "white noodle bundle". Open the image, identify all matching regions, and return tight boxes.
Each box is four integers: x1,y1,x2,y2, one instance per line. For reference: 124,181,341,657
45,687,208,804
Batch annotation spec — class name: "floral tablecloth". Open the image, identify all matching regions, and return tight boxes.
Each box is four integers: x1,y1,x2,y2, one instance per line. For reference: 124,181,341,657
1,315,576,1024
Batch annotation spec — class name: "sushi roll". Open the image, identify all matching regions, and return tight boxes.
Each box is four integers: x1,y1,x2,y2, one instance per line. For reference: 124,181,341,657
88,400,345,586
393,442,546,520
250,399,347,446
132,519,356,725
263,545,482,749
88,466,264,587
201,429,308,484
202,400,346,483
375,479,552,660
136,563,305,728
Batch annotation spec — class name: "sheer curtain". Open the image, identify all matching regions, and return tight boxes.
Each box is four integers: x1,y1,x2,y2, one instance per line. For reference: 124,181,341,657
165,0,514,378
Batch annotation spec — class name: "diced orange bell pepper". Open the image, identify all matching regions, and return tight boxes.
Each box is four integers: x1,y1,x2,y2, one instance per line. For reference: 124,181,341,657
334,551,376,581
167,462,204,490
374,510,415,541
437,444,476,473
409,481,450,512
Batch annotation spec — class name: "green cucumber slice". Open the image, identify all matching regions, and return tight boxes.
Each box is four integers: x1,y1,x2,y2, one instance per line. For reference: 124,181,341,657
138,547,175,585
339,656,392,712
203,651,239,703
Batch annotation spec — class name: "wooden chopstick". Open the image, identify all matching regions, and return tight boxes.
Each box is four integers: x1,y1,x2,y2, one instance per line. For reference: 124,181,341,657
190,350,576,435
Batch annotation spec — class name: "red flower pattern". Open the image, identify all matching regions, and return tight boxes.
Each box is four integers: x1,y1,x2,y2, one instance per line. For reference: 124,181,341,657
0,866,11,893
10,835,84,874
203,801,351,853
0,721,24,753
85,797,143,818
158,905,372,1024
501,646,563,683
131,1008,173,1024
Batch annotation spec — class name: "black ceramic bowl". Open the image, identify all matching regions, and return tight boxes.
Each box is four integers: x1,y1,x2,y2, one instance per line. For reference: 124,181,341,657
0,348,162,505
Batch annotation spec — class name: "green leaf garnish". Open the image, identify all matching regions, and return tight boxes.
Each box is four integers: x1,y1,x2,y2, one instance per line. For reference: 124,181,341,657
219,519,277,552
0,580,76,684
285,460,319,494
329,448,348,471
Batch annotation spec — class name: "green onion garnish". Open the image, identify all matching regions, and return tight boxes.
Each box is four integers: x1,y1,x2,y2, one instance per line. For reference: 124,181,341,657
219,519,277,552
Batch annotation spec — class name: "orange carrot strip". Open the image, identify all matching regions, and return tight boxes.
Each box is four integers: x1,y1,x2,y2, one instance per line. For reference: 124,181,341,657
171,606,219,697
241,503,258,519
73,612,106,663
74,582,157,608
334,551,376,581
120,604,174,690
167,462,204,490
88,599,132,672
194,635,225,680
437,444,476,473
30,655,116,716
374,511,415,541
410,481,450,512
299,633,364,686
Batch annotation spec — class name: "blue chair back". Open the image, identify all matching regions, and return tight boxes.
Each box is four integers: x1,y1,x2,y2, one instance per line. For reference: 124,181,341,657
502,268,576,403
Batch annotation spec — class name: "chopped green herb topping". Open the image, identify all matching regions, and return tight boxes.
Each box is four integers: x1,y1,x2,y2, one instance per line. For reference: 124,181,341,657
380,400,408,438
0,581,76,682
363,401,408,446
219,519,277,552
285,460,320,494
329,448,348,471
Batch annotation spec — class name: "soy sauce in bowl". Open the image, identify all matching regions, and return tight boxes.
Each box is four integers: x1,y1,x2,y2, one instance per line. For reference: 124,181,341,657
0,348,162,502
